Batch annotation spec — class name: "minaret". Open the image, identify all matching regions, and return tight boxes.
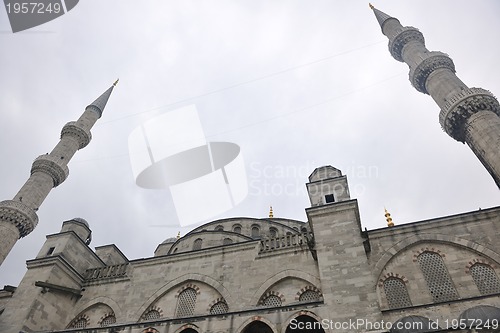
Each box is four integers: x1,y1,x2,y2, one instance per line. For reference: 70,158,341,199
0,81,117,266
370,4,500,188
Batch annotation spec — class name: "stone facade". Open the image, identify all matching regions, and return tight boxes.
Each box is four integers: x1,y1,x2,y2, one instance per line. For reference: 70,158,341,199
0,166,499,333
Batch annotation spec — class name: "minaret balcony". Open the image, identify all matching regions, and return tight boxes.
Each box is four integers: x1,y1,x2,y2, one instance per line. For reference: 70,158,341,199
439,88,500,142
388,26,424,62
0,199,38,237
409,52,455,94
61,121,92,149
31,155,70,187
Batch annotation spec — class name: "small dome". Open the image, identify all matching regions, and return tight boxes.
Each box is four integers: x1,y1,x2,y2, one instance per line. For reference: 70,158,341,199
162,237,177,244
71,217,89,228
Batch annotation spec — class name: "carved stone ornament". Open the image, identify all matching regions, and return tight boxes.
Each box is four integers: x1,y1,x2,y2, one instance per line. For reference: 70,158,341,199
31,155,69,187
0,199,38,237
409,52,455,94
61,121,92,149
389,26,425,62
439,88,500,142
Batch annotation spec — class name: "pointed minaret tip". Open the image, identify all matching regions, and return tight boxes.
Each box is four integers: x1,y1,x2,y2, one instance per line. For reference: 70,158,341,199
113,79,119,87
369,3,374,9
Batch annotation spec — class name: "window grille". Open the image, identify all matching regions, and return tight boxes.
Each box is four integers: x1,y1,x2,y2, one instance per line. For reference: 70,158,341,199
71,318,87,328
100,314,116,327
383,277,412,308
470,264,500,295
269,228,278,238
261,295,282,307
233,225,241,233
209,301,229,314
143,309,161,321
175,288,197,317
193,238,202,250
223,238,233,245
417,251,459,302
299,290,321,302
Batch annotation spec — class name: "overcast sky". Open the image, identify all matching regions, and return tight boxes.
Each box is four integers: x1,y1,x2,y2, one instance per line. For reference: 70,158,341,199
0,0,499,286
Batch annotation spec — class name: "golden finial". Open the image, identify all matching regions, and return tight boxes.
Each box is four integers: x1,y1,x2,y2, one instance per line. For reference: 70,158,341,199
369,3,374,9
177,231,181,239
113,79,119,87
269,206,274,218
385,208,394,227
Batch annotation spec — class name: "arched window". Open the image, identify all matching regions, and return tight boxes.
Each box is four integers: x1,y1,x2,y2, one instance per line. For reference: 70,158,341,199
193,238,202,251
209,301,229,314
261,295,282,307
143,309,161,321
100,314,116,327
417,251,459,302
269,227,278,238
383,277,412,308
470,263,500,295
223,238,233,245
299,290,321,302
70,317,88,328
233,225,242,233
251,226,260,239
301,227,308,233
175,288,197,317
215,225,224,231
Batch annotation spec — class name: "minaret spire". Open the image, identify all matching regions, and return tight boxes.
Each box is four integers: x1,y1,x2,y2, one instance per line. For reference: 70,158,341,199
371,7,500,188
369,4,394,30
0,82,117,266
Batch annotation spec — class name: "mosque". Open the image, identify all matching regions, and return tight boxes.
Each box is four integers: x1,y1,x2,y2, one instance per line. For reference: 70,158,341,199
0,5,499,333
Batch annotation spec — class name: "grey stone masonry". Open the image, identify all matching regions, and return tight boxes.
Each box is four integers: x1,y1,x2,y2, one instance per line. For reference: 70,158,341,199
0,82,116,267
372,6,500,188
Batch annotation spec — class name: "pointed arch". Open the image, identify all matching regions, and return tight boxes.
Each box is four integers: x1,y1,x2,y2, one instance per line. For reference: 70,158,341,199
237,316,278,333
71,296,123,322
133,273,233,321
249,270,321,306
283,310,327,333
373,233,500,280
66,301,116,328
173,323,201,333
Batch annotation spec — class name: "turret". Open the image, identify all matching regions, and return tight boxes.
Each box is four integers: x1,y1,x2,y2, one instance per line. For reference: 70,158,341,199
370,4,500,188
0,81,117,266
306,165,350,207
